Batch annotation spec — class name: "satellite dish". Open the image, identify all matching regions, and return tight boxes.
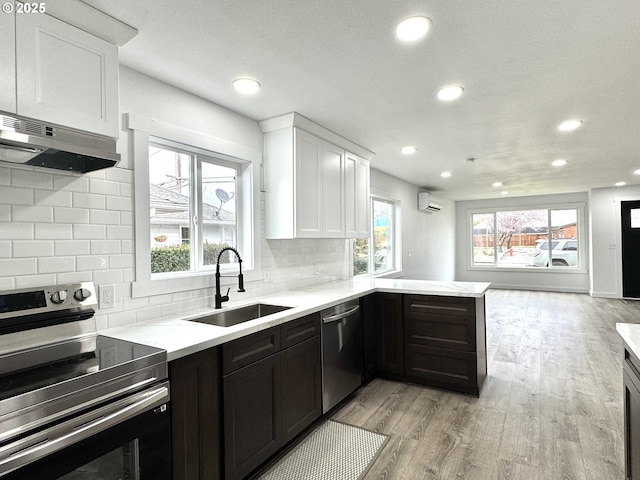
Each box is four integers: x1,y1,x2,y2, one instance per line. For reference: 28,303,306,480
215,188,235,216
216,189,230,203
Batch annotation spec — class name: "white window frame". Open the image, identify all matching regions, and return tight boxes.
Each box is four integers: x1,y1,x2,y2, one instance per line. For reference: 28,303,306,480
127,113,262,298
353,196,402,277
467,202,587,273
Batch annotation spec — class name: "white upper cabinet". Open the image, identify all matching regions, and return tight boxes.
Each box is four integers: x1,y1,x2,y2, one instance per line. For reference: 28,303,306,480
0,12,16,114
15,13,119,138
261,113,373,239
345,151,370,238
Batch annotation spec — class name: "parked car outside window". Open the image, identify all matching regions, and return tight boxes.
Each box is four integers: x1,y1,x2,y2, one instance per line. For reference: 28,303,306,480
529,239,578,267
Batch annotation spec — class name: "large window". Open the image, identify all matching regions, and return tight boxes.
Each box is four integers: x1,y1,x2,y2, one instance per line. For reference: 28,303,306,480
354,198,399,276
471,207,582,269
149,144,241,275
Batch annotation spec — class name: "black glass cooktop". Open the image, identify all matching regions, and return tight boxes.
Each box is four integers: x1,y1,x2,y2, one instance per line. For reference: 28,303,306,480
0,336,164,402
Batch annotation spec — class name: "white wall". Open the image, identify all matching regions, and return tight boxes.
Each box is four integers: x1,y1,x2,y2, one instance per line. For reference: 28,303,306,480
455,192,590,292
590,185,640,298
0,67,350,330
369,169,456,281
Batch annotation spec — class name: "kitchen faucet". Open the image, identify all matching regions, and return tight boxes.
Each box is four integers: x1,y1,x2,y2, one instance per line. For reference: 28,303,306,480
214,247,245,309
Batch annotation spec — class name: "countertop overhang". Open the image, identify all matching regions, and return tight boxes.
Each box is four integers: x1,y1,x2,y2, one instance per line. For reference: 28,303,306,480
102,278,491,361
617,323,640,359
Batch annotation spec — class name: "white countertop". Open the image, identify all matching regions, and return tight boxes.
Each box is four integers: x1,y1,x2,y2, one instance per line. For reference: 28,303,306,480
102,278,491,361
617,323,640,359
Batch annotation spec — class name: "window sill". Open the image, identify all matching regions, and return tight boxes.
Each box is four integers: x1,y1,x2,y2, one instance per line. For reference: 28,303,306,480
132,269,261,298
467,265,587,274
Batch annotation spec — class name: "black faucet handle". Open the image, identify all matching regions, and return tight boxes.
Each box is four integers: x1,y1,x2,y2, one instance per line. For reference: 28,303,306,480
225,287,230,297
238,273,245,292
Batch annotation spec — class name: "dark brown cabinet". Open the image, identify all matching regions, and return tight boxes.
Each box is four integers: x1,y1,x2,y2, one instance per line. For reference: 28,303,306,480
624,345,640,480
170,348,222,480
223,354,282,480
222,313,321,480
362,292,487,396
368,292,404,375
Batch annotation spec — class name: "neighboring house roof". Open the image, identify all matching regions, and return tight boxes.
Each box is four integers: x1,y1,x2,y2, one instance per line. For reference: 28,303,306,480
150,184,234,224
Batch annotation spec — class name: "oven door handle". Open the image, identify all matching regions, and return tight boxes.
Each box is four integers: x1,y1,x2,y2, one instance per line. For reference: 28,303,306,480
0,382,169,476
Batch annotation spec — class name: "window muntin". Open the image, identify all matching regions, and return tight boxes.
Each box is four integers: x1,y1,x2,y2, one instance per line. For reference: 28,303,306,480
471,207,581,269
149,144,239,276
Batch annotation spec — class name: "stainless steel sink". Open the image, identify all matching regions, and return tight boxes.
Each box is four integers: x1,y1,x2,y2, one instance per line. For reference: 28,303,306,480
187,303,292,327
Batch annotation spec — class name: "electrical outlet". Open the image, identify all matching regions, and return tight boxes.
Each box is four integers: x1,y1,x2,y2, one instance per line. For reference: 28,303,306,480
263,267,273,283
99,284,115,309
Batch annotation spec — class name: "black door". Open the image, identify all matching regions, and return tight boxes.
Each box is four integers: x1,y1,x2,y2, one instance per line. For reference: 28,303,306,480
622,200,640,298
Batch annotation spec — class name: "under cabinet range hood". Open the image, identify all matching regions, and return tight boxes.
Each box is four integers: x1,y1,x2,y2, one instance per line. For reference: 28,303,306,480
0,113,120,173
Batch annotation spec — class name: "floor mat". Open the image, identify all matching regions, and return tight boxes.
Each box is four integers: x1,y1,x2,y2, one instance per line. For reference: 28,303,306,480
257,420,388,480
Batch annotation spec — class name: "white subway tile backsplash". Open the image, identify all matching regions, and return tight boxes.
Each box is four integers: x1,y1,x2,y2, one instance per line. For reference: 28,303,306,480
0,258,37,275
39,256,75,274
161,302,184,317
105,168,133,184
77,255,108,271
35,223,73,240
11,169,52,189
13,240,54,258
55,240,91,256
35,190,73,207
106,196,133,211
109,254,133,269
0,186,33,205
15,274,56,288
0,241,10,258
90,209,120,225
57,271,92,284
53,175,89,193
106,311,137,328
120,183,133,198
73,224,106,240
55,207,89,224
91,240,121,254
0,222,33,239
106,225,133,240
12,205,54,223
93,269,124,285
0,277,15,290
73,193,106,210
0,205,9,221
89,178,120,196
120,211,133,225
121,240,133,254
135,305,162,323
0,167,10,185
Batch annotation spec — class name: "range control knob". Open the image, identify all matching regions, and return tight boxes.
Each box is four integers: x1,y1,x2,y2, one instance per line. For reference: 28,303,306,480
50,290,68,304
74,288,92,301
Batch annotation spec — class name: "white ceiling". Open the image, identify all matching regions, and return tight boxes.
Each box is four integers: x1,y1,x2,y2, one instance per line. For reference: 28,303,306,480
83,0,640,200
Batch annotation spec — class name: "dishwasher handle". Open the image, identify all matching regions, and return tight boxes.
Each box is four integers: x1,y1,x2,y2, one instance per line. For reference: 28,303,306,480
322,305,360,324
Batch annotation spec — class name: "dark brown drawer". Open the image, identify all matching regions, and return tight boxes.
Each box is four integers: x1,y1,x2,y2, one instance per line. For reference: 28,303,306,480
405,344,477,389
405,313,476,351
223,327,280,375
280,312,320,349
404,295,475,317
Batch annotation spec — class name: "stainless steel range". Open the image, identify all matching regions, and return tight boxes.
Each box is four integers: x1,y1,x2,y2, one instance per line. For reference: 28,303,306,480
0,282,171,479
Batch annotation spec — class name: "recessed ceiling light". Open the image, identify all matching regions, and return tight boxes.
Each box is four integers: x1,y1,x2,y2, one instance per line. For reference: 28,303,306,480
558,119,583,131
437,86,464,101
401,146,417,155
500,191,509,195
552,159,567,167
634,169,640,175
615,181,627,187
440,171,452,178
492,182,503,188
395,16,432,42
232,78,261,94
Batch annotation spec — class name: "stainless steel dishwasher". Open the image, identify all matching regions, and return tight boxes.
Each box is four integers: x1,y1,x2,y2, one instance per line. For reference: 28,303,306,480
321,298,363,413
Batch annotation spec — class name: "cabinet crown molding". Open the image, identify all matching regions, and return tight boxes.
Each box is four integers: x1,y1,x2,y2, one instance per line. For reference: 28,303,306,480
259,112,375,161
21,0,138,46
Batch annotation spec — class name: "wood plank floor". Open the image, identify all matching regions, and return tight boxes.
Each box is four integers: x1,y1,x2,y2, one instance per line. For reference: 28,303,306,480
331,289,640,480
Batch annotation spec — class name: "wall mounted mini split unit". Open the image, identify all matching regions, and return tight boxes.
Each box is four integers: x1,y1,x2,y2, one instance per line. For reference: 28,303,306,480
418,192,443,213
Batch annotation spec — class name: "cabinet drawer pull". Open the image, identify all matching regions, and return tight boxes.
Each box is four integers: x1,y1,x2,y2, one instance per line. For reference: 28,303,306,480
410,303,468,313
